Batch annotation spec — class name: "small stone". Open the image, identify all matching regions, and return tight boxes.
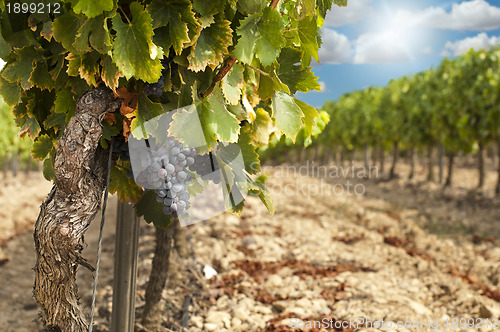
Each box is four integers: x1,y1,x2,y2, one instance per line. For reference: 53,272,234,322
284,307,307,317
205,311,231,326
232,317,242,329
318,307,331,315
272,300,289,312
233,307,248,320
242,236,257,246
204,323,218,331
191,315,203,328
479,304,494,318
265,274,283,289
254,305,273,315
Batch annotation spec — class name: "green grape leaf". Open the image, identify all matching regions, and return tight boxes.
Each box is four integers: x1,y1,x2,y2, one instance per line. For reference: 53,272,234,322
0,26,11,58
53,11,86,54
199,15,215,28
317,0,334,20
277,48,320,94
12,99,27,118
2,47,40,90
54,87,76,121
71,0,114,18
236,0,267,15
168,105,208,151
111,2,162,82
50,55,69,90
197,86,240,143
41,21,53,41
252,107,273,144
135,190,171,228
42,156,55,181
187,15,233,72
222,62,244,105
109,164,144,203
31,134,53,160
148,0,200,54
227,103,248,121
101,120,119,140
44,112,67,129
232,7,285,67
272,91,302,141
257,74,274,100
301,0,317,14
192,0,226,16
0,76,21,106
132,90,165,135
74,15,112,54
247,176,274,214
298,15,319,63
30,60,54,90
18,117,41,139
295,98,319,137
238,129,260,174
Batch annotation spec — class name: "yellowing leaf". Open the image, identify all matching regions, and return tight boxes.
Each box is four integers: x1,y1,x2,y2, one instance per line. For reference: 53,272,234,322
252,107,273,144
222,62,244,105
295,98,319,137
102,55,122,91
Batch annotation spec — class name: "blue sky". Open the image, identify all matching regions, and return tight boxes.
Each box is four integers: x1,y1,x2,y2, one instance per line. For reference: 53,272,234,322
298,0,500,107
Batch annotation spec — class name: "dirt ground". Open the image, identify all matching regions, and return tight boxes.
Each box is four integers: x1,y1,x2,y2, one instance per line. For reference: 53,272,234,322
0,160,499,331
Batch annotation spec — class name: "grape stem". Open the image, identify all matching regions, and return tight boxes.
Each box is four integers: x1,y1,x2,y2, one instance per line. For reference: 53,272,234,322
245,64,270,77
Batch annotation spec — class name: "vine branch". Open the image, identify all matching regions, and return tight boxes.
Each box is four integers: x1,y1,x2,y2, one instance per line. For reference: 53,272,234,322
198,56,237,99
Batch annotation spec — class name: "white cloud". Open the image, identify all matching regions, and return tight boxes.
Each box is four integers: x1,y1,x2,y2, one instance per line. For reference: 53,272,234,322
318,81,327,92
441,32,500,56
421,46,433,54
318,29,353,64
353,32,412,64
0,59,4,70
324,0,374,27
395,0,500,31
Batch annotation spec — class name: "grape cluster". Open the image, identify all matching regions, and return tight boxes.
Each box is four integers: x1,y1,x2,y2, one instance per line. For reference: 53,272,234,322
134,137,196,217
189,153,221,184
143,50,174,97
144,76,165,97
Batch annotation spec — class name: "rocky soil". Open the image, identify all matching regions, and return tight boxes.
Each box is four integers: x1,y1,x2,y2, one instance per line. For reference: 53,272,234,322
1,161,500,331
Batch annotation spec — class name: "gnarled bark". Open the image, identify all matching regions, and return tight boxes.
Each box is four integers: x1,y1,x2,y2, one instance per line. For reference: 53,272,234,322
33,87,119,331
